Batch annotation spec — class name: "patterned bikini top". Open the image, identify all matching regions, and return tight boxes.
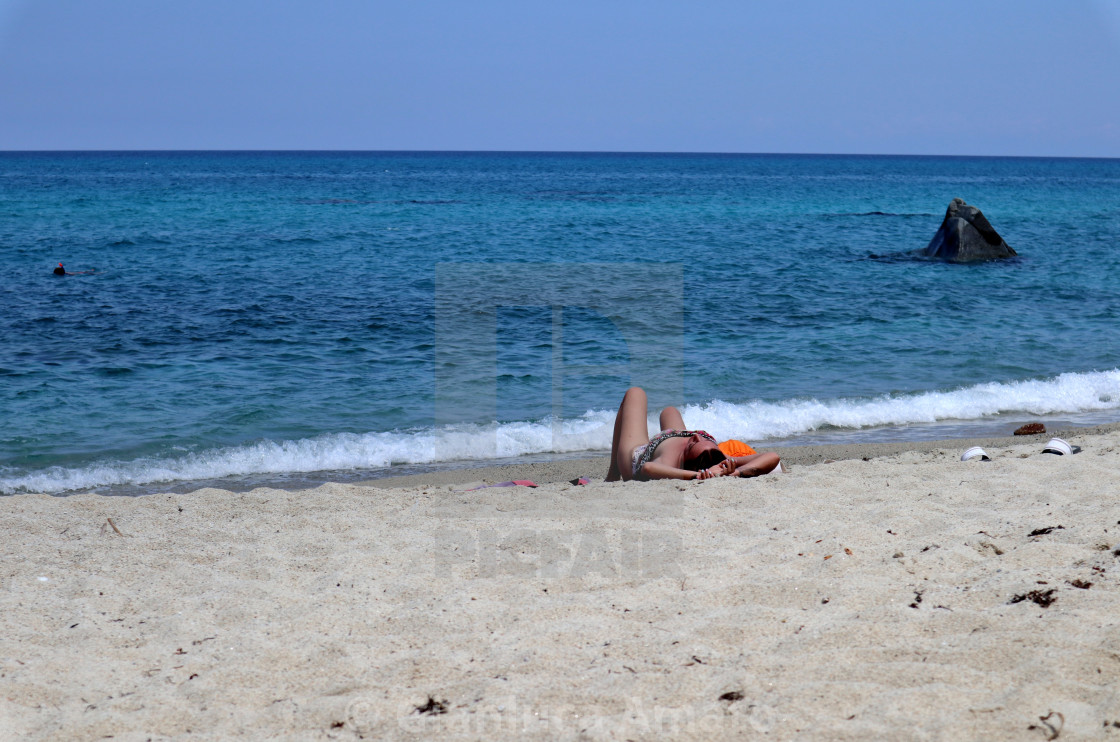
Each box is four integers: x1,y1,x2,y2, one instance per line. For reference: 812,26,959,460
635,429,718,470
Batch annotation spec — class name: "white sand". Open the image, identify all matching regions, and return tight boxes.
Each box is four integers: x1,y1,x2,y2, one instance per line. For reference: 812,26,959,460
3,430,1120,740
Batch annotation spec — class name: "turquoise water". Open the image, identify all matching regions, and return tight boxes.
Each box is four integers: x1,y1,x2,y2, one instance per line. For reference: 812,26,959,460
2,152,1119,494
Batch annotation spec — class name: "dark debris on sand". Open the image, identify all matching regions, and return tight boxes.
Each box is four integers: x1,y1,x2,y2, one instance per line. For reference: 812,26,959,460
1028,710,1064,740
1009,589,1057,608
414,696,449,716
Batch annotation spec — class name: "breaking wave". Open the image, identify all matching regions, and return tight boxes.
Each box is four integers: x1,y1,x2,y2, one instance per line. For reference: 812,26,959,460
3,369,1119,494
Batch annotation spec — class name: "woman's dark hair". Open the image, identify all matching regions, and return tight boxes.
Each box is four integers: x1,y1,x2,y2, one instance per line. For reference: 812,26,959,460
682,448,726,472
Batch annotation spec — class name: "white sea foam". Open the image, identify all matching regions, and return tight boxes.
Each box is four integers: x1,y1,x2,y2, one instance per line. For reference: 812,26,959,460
681,368,1120,443
3,369,1119,495
0,414,616,496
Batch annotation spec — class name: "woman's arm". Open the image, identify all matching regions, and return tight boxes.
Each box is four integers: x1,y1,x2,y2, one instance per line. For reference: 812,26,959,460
728,452,781,477
638,460,731,481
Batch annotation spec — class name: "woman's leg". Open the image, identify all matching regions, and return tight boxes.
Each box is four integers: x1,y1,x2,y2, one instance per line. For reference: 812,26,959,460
658,406,686,432
605,387,651,481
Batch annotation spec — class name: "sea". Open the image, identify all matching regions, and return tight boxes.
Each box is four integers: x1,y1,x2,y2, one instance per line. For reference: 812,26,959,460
2,151,1119,496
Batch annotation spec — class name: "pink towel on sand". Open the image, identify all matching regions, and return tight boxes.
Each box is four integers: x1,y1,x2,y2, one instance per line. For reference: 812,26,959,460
461,480,538,491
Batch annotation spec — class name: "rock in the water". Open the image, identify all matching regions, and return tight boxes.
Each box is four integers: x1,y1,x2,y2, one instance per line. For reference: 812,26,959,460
924,198,1016,262
1013,423,1046,436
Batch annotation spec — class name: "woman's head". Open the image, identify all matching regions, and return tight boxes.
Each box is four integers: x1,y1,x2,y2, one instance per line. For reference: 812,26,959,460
681,433,726,471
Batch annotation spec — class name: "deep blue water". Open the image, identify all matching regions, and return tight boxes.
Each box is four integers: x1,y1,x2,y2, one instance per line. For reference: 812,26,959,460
2,151,1119,494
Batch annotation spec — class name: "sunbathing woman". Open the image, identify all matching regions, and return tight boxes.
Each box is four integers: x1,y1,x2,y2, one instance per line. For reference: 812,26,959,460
604,386,782,482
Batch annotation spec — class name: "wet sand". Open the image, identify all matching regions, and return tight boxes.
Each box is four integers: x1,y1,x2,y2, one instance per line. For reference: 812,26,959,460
365,422,1120,489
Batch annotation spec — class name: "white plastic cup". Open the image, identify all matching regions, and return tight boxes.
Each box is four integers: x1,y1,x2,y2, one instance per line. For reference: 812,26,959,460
961,446,991,462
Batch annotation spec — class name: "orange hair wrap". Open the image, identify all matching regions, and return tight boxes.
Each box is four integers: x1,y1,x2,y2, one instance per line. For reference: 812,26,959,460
718,439,756,458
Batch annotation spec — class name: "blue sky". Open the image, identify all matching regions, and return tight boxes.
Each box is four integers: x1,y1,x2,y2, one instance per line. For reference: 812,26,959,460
1,0,1118,155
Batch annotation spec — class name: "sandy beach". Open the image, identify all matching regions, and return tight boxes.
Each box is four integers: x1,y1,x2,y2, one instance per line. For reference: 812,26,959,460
3,426,1120,740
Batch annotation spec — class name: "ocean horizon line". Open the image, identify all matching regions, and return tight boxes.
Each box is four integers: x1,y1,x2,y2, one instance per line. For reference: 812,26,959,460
2,149,1118,161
